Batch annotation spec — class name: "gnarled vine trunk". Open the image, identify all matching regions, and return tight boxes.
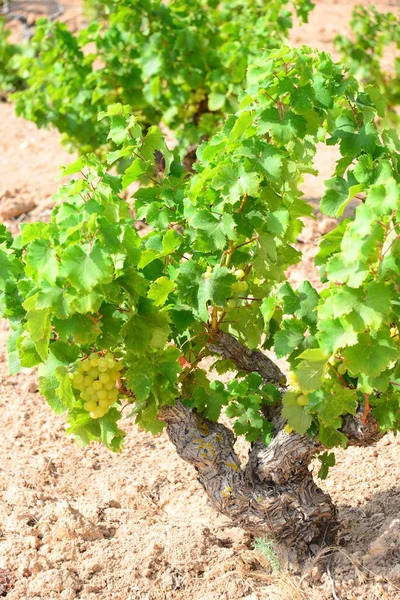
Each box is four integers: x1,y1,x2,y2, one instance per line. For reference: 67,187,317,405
159,332,383,565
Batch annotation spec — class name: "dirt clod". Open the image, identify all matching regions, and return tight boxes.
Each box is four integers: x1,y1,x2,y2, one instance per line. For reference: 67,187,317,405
0,569,15,596
0,189,36,220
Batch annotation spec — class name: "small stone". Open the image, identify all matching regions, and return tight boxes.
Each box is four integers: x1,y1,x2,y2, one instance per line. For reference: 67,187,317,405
0,190,36,219
22,379,39,394
369,540,385,555
318,218,337,235
161,573,174,589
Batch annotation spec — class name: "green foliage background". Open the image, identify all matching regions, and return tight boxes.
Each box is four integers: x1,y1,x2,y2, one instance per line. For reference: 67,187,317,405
7,0,314,154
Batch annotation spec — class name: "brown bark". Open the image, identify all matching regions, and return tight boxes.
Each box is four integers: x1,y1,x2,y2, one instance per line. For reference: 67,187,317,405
208,330,287,386
160,401,337,565
159,331,383,563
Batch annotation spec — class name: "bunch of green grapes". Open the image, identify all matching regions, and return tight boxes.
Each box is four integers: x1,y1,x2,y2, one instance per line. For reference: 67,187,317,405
71,352,123,419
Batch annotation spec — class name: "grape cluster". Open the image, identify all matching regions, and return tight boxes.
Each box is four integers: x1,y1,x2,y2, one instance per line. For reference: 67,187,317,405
71,353,123,419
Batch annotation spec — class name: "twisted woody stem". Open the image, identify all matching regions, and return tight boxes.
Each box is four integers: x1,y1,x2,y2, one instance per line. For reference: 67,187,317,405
159,331,382,563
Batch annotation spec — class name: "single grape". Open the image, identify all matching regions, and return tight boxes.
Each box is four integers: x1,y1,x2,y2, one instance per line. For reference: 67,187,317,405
110,372,121,384
231,281,248,296
88,367,99,379
97,389,107,400
337,363,347,375
297,394,308,406
99,372,110,384
98,398,110,408
90,408,106,419
84,400,98,412
234,269,245,280
113,361,124,372
203,271,212,280
226,299,237,309
73,372,84,384
98,357,107,369
72,378,84,391
108,390,119,403
89,353,99,366
93,380,102,391
104,380,115,391
84,375,94,386
81,361,91,372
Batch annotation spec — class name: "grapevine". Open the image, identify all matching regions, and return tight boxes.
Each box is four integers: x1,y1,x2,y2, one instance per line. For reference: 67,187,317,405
0,18,28,96
1,14,400,554
1,44,399,457
7,0,315,155
335,6,400,124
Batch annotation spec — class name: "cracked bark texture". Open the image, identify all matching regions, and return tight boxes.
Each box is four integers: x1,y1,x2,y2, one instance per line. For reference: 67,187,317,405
160,401,337,564
160,331,383,563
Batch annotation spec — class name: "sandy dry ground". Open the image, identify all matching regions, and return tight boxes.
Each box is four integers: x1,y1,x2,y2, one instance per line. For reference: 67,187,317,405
1,0,400,599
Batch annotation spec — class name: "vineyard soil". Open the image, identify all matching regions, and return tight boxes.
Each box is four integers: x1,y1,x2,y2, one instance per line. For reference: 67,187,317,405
1,0,400,599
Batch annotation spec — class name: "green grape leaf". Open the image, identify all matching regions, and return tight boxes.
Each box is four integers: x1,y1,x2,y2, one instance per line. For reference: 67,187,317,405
54,314,102,345
25,307,51,361
282,390,313,434
342,333,398,378
187,376,229,422
125,347,180,402
317,318,358,354
197,267,236,321
147,276,175,307
122,307,171,353
99,408,126,451
122,158,147,188
321,175,363,218
60,242,113,292
24,240,59,285
61,156,85,176
296,348,329,393
317,451,336,480
208,92,226,111
274,319,307,358
307,386,358,427
318,423,348,448
17,331,42,368
55,366,76,409
260,295,276,329
370,393,400,431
